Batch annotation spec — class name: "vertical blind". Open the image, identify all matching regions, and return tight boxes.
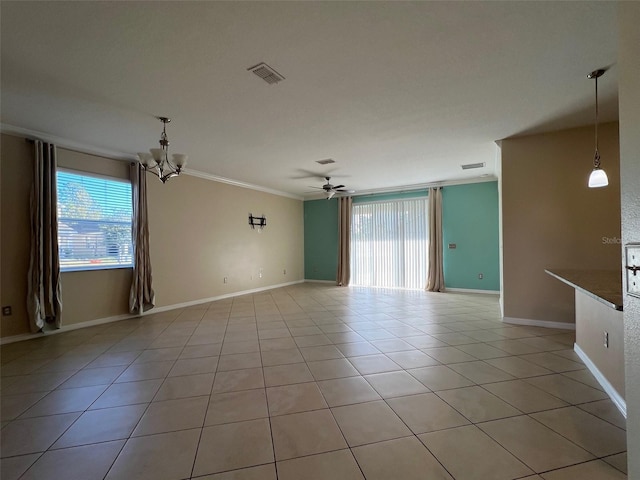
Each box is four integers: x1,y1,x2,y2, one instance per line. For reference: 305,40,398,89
57,170,133,271
350,197,428,289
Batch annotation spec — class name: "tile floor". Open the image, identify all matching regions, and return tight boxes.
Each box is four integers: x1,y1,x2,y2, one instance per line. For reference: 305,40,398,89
0,283,628,479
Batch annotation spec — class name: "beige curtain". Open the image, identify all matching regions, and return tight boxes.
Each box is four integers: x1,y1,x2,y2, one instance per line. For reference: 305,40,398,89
426,187,445,292
129,163,155,314
336,196,352,286
27,141,62,332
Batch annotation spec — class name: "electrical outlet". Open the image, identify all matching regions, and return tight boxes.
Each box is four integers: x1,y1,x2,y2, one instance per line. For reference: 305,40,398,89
604,331,609,348
223,277,228,284
478,273,484,280
2,306,12,316
259,268,263,279
283,269,286,275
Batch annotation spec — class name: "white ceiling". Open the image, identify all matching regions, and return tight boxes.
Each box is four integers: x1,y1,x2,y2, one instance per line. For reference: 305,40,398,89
1,1,619,198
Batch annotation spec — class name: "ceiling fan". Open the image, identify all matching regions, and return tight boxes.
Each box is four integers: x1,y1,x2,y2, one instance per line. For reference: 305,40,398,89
309,177,355,199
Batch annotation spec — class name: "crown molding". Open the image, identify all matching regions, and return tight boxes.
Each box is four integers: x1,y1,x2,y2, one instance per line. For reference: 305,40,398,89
0,123,303,201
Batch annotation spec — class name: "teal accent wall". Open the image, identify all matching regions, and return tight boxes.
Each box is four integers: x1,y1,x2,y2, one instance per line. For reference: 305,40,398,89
304,199,338,280
442,181,500,291
302,182,500,290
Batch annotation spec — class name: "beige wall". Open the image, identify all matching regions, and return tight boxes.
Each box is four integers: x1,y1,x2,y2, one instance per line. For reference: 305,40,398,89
575,291,624,398
0,133,304,338
501,123,621,324
146,173,304,307
619,2,640,475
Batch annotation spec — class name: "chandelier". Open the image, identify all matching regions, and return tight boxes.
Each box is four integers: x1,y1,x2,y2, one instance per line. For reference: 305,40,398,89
137,117,187,183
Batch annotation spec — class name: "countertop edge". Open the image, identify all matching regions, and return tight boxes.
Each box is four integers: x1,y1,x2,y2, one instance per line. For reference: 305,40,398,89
545,269,623,311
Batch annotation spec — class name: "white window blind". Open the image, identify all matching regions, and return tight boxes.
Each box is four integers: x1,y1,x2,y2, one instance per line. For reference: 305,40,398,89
350,197,428,289
57,170,133,272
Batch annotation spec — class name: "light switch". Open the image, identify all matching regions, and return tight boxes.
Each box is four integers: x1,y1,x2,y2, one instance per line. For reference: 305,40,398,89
448,243,457,249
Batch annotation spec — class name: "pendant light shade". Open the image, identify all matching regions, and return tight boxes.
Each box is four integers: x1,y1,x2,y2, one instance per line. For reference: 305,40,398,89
587,69,608,188
588,168,609,188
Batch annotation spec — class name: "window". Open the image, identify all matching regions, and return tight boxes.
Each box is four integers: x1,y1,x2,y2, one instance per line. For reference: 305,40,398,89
350,197,428,289
57,170,133,271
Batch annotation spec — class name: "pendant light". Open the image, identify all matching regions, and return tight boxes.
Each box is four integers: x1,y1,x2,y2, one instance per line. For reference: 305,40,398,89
587,69,608,188
137,117,187,183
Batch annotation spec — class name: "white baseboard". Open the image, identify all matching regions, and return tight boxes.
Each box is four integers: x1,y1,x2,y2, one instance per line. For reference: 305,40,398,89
304,279,336,284
0,280,305,345
444,288,500,295
148,280,305,314
574,343,626,418
502,316,576,331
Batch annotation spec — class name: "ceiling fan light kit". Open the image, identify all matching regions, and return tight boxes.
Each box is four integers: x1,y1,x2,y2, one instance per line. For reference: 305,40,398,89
138,117,187,183
587,68,608,188
309,176,355,200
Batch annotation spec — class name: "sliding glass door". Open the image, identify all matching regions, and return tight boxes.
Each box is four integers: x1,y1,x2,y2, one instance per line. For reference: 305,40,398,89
350,197,428,289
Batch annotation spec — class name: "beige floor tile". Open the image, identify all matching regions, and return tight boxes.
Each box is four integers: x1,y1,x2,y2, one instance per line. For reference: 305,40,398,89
300,345,344,361
58,365,127,389
307,358,360,380
369,338,414,352
436,386,522,422
519,353,584,372
267,382,327,416
91,379,163,409
479,416,594,472
541,460,627,479
403,335,448,349
326,331,366,344
421,347,478,364
517,337,568,352
53,404,147,448
317,376,381,407
352,436,452,480
179,343,222,359
387,392,470,434
115,361,174,382
19,385,106,418
168,356,219,377
0,453,41,480
455,343,511,359
289,326,323,336
562,369,605,391
154,372,214,401
348,354,402,375
133,347,182,364
133,395,208,436
603,453,627,475
364,371,430,398
263,363,314,386
419,425,533,480
193,419,274,476
483,380,568,413
258,328,292,340
524,374,608,404
0,412,80,457
578,399,626,430
358,329,396,341
408,365,475,391
260,337,298,351
294,334,333,347
194,464,277,479
485,339,542,355
0,392,48,421
106,428,200,480
277,449,364,480
212,368,264,393
19,440,124,480
332,400,411,446
260,348,304,367
432,332,478,346
2,371,75,395
335,342,381,357
531,407,627,457
448,361,516,384
221,341,260,355
271,409,347,460
484,356,553,378
87,351,141,368
385,350,440,369
217,352,262,372
206,388,268,425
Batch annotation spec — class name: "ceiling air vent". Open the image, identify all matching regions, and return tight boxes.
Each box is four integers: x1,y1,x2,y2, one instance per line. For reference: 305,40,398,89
247,62,285,85
316,159,335,165
461,162,486,170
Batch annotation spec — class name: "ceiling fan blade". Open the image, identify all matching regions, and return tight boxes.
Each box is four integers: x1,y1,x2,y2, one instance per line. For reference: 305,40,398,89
336,189,356,193
333,184,345,189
